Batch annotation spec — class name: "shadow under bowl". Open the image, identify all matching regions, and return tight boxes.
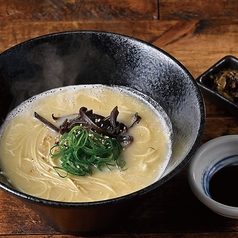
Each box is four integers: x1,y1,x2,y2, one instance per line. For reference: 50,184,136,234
0,31,205,234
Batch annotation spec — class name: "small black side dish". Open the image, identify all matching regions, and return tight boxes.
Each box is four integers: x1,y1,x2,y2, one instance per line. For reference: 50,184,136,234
197,55,238,117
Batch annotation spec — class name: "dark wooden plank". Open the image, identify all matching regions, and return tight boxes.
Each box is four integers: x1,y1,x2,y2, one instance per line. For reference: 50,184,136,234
159,0,238,20
5,233,238,238
203,99,232,118
1,19,238,79
0,20,174,53
0,0,158,21
6,234,238,238
151,19,238,78
0,191,57,235
203,116,238,143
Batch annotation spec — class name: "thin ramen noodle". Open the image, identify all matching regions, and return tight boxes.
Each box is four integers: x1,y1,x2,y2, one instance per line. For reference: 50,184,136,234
0,85,172,202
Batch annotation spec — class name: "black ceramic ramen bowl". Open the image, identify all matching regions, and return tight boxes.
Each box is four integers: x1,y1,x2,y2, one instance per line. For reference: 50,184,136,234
0,31,205,234
197,55,238,117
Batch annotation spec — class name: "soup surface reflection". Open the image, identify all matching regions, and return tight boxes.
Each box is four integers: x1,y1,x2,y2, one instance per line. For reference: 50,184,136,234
0,85,172,202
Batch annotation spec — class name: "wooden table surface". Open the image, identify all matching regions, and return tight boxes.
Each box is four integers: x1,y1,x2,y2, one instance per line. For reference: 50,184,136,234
1,0,238,237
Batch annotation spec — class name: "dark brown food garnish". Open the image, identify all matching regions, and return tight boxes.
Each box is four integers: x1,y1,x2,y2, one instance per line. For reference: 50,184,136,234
211,69,238,103
35,106,141,147
34,112,60,133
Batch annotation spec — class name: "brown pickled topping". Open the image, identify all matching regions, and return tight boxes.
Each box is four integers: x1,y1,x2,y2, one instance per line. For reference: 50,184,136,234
210,69,238,103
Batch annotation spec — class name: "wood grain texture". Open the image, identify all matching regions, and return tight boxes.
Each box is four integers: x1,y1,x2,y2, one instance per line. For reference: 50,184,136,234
0,0,158,21
0,191,56,235
159,0,238,20
1,19,238,79
152,19,238,78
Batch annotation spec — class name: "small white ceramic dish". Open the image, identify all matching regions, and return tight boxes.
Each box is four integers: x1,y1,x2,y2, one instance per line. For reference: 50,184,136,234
188,135,238,219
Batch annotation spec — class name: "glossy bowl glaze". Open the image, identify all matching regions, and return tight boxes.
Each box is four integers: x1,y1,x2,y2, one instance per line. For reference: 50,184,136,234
0,31,205,234
188,135,238,219
197,55,238,117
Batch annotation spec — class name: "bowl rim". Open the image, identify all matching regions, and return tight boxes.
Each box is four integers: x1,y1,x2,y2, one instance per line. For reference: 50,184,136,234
188,135,238,216
0,30,205,207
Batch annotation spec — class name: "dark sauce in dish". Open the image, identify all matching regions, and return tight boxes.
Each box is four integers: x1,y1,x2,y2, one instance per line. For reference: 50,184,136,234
209,165,238,207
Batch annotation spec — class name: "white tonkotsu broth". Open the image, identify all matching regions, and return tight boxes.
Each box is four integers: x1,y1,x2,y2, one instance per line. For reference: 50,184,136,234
0,85,172,202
